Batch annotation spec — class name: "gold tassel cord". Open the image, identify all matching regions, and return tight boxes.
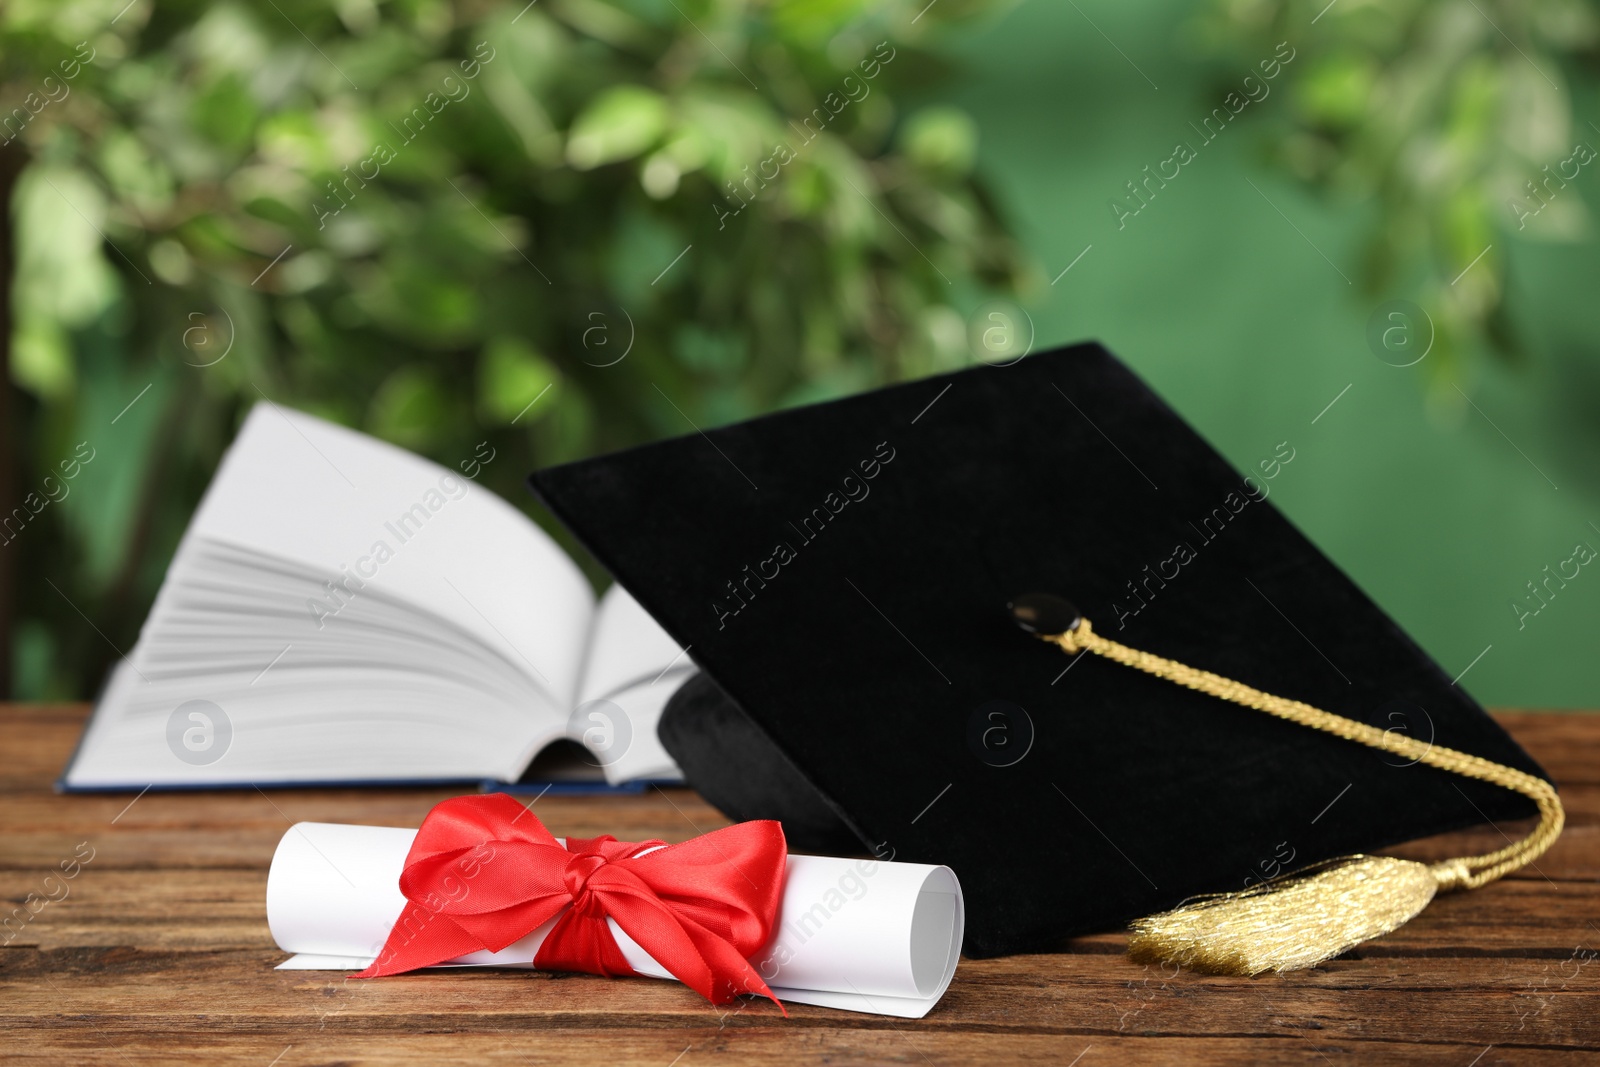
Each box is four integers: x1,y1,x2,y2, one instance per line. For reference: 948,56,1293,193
1040,616,1564,976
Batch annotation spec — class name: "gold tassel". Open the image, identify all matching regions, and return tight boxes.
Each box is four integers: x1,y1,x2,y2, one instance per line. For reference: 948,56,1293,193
1128,856,1440,975
1023,606,1566,976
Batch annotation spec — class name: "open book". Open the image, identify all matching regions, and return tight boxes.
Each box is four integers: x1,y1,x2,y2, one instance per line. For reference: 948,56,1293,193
62,404,692,791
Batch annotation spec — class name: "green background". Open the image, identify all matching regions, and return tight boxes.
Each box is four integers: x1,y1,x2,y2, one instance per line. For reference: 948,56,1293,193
935,0,1600,707
5,0,1597,709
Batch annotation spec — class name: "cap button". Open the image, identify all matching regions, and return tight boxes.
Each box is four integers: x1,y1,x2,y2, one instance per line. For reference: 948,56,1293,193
1007,593,1081,636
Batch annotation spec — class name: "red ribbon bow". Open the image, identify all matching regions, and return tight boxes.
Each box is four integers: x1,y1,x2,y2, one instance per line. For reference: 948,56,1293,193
355,794,787,1008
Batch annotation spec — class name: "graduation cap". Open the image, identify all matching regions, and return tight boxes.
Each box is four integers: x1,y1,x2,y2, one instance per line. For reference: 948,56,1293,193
527,341,1561,973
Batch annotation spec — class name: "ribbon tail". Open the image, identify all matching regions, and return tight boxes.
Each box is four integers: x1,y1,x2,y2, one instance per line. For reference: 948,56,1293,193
355,902,489,978
603,888,786,1013
678,915,787,1014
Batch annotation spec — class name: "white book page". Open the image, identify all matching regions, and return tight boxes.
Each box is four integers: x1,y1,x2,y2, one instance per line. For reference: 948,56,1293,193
573,585,694,783
163,403,594,707
63,539,561,787
578,585,690,704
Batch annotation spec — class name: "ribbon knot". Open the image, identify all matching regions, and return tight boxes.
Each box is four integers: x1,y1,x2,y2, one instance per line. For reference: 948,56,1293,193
562,847,612,898
355,795,788,1010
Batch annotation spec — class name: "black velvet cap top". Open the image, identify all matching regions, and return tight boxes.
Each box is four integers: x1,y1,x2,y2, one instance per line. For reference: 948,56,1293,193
527,341,1548,958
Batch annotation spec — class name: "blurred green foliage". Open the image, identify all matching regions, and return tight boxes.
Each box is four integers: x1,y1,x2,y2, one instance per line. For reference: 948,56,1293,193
1192,0,1600,396
14,0,1591,703
0,0,1029,699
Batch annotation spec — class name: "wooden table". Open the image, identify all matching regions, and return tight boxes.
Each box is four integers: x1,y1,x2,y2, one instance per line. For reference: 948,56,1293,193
2,706,1596,1065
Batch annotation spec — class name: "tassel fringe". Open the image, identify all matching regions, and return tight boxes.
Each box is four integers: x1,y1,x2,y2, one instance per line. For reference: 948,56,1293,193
1127,855,1441,975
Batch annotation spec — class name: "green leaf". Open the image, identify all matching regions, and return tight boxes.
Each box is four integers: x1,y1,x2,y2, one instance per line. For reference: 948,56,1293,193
900,107,978,176
10,314,75,400
369,365,455,448
190,72,258,156
566,85,670,170
477,336,560,425
771,0,876,45
97,130,176,215
11,166,120,329
1295,54,1374,129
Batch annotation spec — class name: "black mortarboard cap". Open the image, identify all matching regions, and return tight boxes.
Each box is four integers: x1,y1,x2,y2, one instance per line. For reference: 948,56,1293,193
527,342,1548,958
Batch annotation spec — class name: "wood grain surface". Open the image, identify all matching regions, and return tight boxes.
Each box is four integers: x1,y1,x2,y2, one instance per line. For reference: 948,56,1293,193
1,705,1596,1065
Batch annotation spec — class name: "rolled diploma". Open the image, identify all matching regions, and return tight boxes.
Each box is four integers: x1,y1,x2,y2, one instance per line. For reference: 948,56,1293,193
267,822,963,1018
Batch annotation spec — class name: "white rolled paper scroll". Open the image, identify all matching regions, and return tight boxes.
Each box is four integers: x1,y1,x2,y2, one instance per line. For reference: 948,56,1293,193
267,822,963,1018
